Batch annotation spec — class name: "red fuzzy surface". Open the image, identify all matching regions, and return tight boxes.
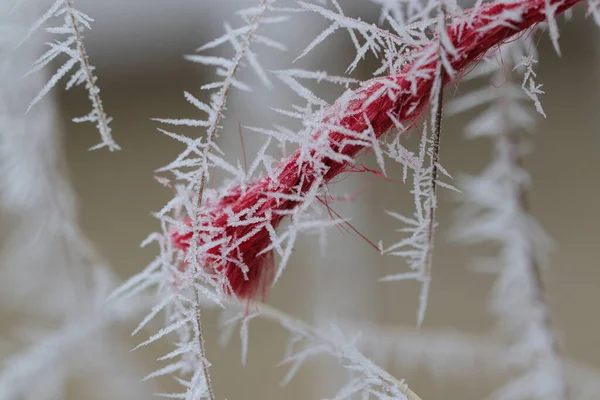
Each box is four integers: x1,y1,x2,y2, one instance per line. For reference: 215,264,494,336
172,0,582,300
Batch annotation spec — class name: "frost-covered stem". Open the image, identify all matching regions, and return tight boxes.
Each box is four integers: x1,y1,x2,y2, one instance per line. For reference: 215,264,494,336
65,0,117,151
195,0,269,208
498,54,567,397
456,51,570,399
193,295,215,400
0,5,142,395
344,321,600,399
187,2,270,396
418,2,447,326
240,301,423,400
501,124,567,400
0,293,150,398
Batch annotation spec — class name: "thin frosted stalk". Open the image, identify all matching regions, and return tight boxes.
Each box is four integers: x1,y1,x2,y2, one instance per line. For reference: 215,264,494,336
65,0,116,150
187,3,271,398
417,1,447,326
193,288,215,400
194,0,270,207
454,42,569,399
234,301,423,400
497,125,567,400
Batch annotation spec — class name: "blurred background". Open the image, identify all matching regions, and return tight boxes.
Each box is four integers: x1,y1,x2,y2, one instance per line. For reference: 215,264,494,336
2,0,600,399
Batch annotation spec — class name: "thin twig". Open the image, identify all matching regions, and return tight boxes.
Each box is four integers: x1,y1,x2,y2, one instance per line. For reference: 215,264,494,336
417,3,447,327
189,2,271,398
66,0,117,151
195,0,269,208
193,291,215,400
236,301,424,400
506,127,568,400
483,53,569,399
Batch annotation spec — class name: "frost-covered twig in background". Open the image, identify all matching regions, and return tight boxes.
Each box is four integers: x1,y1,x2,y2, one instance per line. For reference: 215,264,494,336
0,4,148,398
451,38,568,400
22,0,117,151
338,320,600,399
218,300,423,400
0,270,151,400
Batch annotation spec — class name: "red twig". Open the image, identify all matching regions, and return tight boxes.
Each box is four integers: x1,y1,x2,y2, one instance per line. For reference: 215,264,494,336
173,0,582,299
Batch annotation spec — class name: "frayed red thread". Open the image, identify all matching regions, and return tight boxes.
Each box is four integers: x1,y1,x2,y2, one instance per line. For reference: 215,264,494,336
172,0,582,300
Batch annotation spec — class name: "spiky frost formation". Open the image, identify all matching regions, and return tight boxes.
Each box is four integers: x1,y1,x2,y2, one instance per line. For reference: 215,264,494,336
0,3,148,398
452,38,568,399
22,0,117,150
376,0,459,326
213,297,423,400
335,320,600,399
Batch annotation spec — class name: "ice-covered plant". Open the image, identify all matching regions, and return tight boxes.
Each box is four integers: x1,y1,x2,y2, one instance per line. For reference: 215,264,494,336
1,0,600,399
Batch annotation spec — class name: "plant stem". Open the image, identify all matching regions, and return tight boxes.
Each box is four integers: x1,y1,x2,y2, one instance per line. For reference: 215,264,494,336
418,2,447,326
506,127,568,400
239,301,423,400
195,0,269,208
66,0,117,150
194,290,215,400
188,3,270,398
